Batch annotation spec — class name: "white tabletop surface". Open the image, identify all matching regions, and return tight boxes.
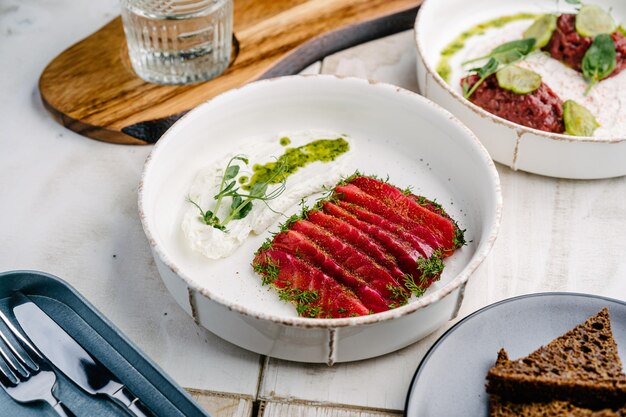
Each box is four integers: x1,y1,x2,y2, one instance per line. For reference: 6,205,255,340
2,1,626,417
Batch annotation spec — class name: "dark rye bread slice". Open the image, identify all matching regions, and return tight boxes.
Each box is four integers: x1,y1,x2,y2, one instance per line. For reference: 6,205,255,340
487,308,626,409
489,396,626,417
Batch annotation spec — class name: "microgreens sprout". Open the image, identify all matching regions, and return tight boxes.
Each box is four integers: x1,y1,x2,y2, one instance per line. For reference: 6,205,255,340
188,155,288,232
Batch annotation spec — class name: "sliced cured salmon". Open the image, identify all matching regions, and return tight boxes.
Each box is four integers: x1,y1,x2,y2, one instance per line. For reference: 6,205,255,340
252,174,465,318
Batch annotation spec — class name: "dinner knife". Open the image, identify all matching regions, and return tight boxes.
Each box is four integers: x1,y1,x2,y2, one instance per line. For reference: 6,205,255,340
11,295,154,417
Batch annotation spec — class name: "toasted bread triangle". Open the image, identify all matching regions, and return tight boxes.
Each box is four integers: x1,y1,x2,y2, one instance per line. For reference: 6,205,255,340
487,308,626,408
489,395,626,417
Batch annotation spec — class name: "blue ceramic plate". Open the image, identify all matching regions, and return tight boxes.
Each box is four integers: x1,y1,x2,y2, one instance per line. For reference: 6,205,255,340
404,292,626,417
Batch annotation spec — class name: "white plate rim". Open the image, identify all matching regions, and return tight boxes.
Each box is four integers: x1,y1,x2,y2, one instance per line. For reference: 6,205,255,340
138,74,503,329
414,0,626,144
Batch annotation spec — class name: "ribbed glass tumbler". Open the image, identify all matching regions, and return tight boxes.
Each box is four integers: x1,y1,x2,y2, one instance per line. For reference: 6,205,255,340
120,0,233,85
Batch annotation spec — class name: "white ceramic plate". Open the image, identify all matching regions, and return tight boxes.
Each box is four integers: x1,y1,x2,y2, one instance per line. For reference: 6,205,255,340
405,293,626,417
139,75,502,364
415,0,626,179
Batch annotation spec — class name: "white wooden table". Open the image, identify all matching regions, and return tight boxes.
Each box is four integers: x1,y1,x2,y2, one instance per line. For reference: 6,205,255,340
2,2,626,416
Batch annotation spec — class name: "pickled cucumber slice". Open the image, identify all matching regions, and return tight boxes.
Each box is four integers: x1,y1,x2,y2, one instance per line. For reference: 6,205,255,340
524,14,558,49
496,65,542,94
576,5,616,38
563,100,599,136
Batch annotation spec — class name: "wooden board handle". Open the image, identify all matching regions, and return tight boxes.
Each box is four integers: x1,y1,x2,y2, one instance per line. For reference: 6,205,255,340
39,0,421,145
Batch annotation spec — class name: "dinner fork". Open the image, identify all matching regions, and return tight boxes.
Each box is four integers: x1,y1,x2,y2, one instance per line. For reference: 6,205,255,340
0,309,75,416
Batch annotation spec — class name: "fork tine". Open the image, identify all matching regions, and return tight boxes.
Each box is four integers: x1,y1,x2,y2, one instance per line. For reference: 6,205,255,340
0,343,22,385
0,309,41,370
0,324,36,375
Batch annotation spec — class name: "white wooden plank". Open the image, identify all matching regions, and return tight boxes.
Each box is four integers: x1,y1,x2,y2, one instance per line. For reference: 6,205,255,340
320,31,418,91
186,389,253,417
262,402,401,417
300,61,323,75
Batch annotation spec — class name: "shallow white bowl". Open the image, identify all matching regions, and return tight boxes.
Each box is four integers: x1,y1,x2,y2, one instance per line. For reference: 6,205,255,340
415,0,626,179
139,75,502,364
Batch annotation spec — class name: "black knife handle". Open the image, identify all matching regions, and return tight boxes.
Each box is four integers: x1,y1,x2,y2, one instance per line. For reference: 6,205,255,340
52,401,76,417
111,386,155,417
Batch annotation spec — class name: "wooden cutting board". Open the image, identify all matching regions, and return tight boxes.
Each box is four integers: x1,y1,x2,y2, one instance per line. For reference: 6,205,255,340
39,0,420,145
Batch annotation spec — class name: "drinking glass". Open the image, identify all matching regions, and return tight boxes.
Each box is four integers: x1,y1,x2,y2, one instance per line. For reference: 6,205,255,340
120,0,233,85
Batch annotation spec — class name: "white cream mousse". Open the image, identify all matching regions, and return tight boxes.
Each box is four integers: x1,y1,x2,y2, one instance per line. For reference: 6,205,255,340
182,130,354,259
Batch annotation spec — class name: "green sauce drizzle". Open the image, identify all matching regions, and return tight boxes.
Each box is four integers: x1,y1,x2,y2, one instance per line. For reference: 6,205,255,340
436,13,538,83
279,137,291,146
243,138,349,191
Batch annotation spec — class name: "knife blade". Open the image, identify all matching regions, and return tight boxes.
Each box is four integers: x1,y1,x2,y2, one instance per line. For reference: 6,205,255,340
11,294,154,417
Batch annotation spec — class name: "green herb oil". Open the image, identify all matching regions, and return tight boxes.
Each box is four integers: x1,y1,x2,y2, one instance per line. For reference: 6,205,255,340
436,13,538,83
242,138,349,191
279,137,291,146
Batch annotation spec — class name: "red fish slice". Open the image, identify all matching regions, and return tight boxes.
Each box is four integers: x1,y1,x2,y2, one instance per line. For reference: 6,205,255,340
271,230,391,313
253,249,369,318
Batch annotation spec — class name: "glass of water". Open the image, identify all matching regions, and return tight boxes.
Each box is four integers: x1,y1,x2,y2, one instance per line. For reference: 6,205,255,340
120,0,233,85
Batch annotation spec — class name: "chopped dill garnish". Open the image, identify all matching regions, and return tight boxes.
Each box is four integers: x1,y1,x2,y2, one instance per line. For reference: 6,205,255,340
453,227,467,248
416,252,445,279
299,199,310,219
337,170,362,186
403,251,446,297
404,274,426,297
278,213,300,232
257,237,273,253
386,284,409,305
297,304,322,318
275,287,321,317
253,257,280,286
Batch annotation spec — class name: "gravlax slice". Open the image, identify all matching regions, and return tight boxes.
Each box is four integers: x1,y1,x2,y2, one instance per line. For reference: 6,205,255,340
253,249,369,318
322,201,443,290
289,219,405,300
337,176,459,252
270,229,391,313
252,174,465,318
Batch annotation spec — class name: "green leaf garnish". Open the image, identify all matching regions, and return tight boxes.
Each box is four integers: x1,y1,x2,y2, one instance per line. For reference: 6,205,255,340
581,33,616,94
224,164,240,181
463,57,499,99
188,154,288,232
463,38,537,99
462,39,536,66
